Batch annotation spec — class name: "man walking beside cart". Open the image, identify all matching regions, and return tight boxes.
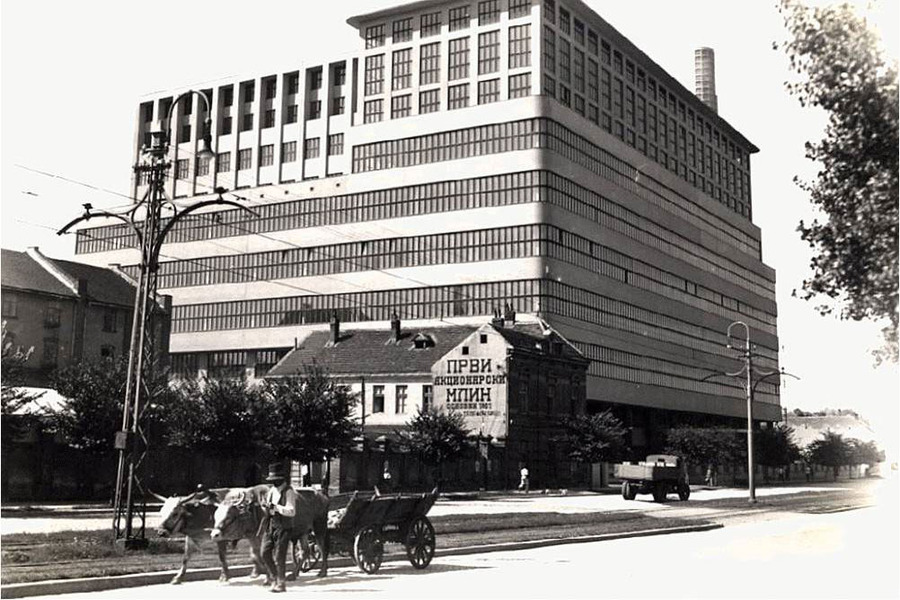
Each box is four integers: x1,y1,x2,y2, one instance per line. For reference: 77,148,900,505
261,463,296,593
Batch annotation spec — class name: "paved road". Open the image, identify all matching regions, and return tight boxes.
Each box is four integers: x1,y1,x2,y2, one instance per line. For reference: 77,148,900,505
17,488,898,599
0,484,846,535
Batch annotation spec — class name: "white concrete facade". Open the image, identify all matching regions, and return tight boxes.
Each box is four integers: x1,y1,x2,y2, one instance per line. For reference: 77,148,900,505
75,0,780,439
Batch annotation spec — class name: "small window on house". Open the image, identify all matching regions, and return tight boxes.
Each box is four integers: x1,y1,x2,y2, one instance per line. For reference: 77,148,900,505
1,295,17,318
395,385,408,414
42,338,59,366
44,303,61,328
480,334,488,344
100,345,115,358
422,385,434,411
373,385,385,413
461,346,469,355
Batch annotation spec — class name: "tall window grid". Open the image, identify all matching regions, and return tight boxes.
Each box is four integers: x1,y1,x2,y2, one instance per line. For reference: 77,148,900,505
176,159,189,179
364,99,384,123
543,27,555,74
392,49,412,91
478,30,500,75
509,0,530,19
365,24,385,48
260,144,274,166
364,54,385,96
420,89,441,113
448,37,470,81
392,18,412,43
304,138,320,159
509,73,531,98
416,44,439,89
281,141,297,163
478,0,499,25
238,149,252,170
509,24,531,69
448,83,469,110
478,78,500,104
421,11,441,37
327,133,344,156
391,94,412,119
449,5,470,31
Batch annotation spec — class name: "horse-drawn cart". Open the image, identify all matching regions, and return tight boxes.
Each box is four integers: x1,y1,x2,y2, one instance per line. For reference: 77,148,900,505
614,454,691,502
298,487,438,575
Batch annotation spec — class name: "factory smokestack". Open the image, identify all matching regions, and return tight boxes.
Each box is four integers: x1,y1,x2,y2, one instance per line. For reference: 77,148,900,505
694,47,718,113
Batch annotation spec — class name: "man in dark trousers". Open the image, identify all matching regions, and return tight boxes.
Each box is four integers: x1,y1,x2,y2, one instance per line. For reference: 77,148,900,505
260,462,296,593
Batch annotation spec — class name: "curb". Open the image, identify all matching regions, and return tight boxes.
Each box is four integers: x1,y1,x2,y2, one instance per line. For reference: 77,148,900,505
0,523,721,598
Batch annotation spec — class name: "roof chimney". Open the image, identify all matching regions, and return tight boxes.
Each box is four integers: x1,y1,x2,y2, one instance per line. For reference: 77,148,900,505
491,306,505,328
694,47,718,113
330,311,340,343
390,311,401,341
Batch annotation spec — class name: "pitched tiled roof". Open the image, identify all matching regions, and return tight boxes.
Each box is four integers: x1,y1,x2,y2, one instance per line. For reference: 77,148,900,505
268,320,587,379
492,322,586,363
1,248,136,307
1,249,74,297
267,325,477,378
48,257,136,307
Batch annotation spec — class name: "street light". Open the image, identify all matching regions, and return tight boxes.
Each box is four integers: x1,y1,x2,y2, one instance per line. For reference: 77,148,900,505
58,89,256,548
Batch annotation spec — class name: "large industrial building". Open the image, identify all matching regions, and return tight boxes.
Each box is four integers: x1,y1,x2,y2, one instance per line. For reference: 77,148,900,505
74,0,780,457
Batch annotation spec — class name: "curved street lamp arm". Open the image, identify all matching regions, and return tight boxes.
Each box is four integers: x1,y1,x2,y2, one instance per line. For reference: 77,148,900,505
752,368,800,393
151,197,259,269
57,209,144,249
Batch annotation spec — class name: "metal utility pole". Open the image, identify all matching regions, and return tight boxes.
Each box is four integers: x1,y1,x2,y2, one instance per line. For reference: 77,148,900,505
58,90,255,548
726,321,756,503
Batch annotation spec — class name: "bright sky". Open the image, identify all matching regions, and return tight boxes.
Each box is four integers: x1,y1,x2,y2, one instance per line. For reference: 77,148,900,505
1,1,897,449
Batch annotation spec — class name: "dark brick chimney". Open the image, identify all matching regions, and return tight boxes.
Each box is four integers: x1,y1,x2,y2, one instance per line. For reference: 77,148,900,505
390,311,401,341
330,311,340,343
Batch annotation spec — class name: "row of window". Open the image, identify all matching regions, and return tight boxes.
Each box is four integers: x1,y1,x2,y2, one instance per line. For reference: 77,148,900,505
133,218,774,335
364,24,531,102
351,117,761,258
541,0,752,217
364,0,531,48
141,66,348,143
170,348,289,379
363,73,530,122
80,168,772,301
575,341,779,405
172,135,346,181
169,277,778,370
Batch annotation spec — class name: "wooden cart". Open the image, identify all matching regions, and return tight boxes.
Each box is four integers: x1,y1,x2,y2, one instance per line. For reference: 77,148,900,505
614,454,691,502
298,487,439,575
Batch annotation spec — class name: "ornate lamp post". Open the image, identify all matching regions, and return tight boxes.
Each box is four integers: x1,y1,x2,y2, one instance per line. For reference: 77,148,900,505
58,90,256,548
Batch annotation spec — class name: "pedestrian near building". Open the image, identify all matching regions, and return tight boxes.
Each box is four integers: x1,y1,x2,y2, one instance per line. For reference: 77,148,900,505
261,462,296,593
518,465,530,493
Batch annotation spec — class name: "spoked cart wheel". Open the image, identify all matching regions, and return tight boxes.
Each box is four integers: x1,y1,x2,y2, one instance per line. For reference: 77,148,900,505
295,533,322,573
677,482,691,501
353,525,384,574
405,516,436,569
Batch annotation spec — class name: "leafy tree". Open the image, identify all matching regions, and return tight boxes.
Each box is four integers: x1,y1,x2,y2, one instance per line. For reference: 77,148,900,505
48,357,129,455
1,321,39,445
777,0,899,360
554,410,629,464
665,427,744,471
806,430,849,481
846,438,883,477
396,406,470,487
261,364,361,465
168,376,265,457
47,357,176,454
756,423,802,468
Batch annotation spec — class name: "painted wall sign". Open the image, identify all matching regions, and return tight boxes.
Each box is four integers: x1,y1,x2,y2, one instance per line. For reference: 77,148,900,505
432,331,508,438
